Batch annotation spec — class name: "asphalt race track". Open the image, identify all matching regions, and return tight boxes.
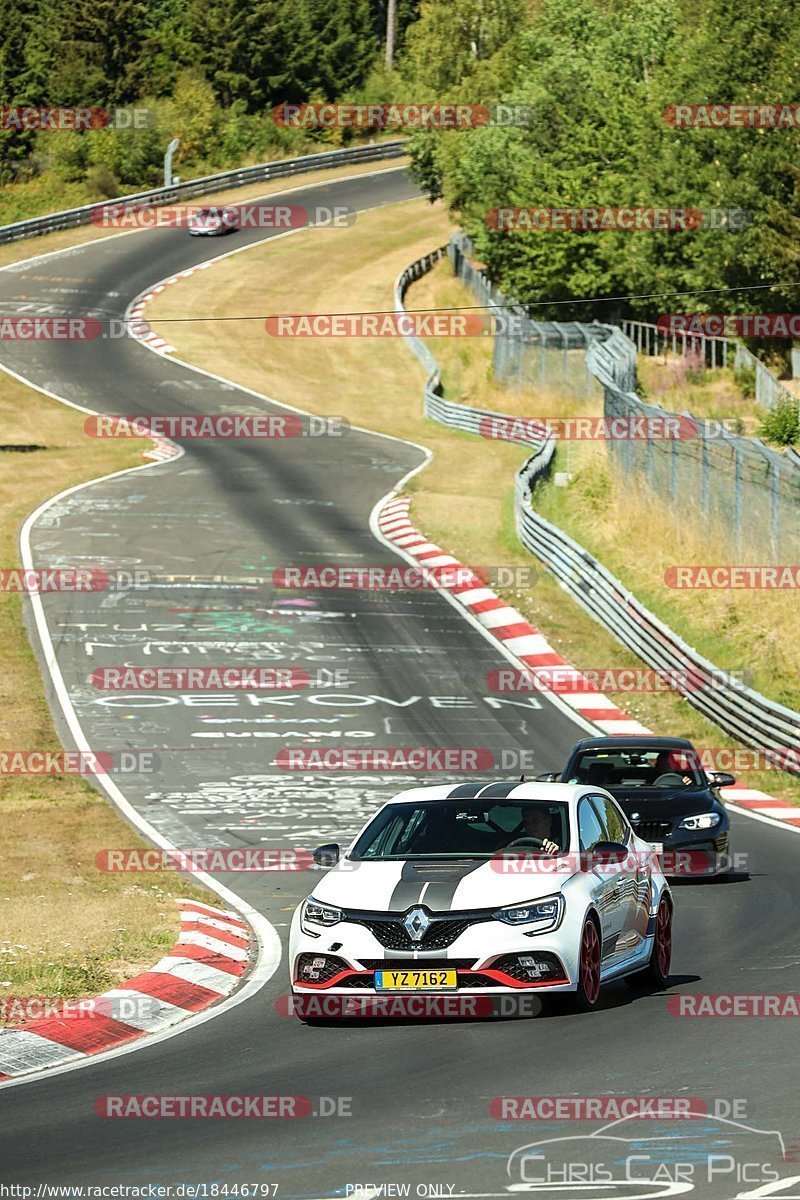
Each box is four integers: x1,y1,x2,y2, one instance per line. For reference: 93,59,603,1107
0,166,799,1199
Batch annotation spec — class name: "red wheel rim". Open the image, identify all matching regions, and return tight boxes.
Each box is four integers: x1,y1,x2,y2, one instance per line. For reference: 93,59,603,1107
580,921,601,1004
655,899,672,978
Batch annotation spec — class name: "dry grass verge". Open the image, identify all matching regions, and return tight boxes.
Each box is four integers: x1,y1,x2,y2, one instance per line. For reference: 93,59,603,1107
0,373,211,1007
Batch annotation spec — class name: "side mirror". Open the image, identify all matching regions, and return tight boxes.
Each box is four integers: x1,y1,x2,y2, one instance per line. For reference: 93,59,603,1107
534,772,560,782
582,841,629,870
312,843,340,866
708,771,736,788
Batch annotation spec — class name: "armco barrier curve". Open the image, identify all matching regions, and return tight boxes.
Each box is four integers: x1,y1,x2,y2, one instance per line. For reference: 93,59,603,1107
394,246,800,777
0,141,408,245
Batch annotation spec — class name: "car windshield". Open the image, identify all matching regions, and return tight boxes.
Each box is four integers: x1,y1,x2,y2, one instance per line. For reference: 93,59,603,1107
567,748,705,790
349,799,571,860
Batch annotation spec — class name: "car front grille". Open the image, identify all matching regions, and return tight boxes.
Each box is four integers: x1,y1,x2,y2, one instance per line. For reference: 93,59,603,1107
633,819,673,841
350,911,492,951
358,918,473,950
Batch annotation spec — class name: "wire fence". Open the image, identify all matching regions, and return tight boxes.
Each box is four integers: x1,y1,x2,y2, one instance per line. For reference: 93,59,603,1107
448,237,609,402
620,318,799,414
450,232,800,559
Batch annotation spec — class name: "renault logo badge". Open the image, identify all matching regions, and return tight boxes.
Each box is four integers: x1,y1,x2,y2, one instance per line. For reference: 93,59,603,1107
403,907,431,942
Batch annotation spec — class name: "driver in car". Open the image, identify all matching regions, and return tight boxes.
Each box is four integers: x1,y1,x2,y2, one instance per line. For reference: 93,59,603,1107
652,749,694,787
509,807,560,855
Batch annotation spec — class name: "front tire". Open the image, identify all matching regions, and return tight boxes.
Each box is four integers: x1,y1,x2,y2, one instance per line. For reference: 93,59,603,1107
571,916,602,1011
625,897,672,988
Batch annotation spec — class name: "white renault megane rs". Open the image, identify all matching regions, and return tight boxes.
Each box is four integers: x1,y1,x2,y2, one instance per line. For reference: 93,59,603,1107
289,781,673,1014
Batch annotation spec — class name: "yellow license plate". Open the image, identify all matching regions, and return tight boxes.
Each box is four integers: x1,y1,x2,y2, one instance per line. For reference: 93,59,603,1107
374,968,457,991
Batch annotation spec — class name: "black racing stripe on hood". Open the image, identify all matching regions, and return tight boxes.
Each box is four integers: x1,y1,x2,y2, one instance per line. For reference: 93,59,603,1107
387,858,487,912
446,784,486,799
387,861,429,910
475,782,524,799
422,859,485,910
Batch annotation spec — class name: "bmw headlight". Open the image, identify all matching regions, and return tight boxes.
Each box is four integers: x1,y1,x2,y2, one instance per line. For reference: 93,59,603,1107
679,812,721,830
492,893,564,931
300,896,343,935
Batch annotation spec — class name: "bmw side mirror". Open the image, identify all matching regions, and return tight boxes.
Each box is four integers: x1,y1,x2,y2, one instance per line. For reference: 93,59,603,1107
535,772,559,782
708,771,736,788
312,843,340,866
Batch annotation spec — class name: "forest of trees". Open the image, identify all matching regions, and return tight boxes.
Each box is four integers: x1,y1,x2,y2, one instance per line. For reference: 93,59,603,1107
0,0,421,212
404,0,800,326
2,0,798,331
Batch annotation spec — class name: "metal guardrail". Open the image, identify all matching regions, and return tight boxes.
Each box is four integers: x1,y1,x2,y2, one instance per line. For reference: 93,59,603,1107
0,140,408,245
395,249,554,451
395,246,800,775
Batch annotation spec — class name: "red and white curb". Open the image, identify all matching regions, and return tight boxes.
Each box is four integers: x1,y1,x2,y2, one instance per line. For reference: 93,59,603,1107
0,898,253,1080
378,494,650,737
127,270,210,463
377,494,798,827
128,262,213,357
141,437,182,463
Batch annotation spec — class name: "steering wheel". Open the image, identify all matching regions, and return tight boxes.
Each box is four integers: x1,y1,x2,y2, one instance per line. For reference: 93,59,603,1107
507,835,545,848
653,772,686,787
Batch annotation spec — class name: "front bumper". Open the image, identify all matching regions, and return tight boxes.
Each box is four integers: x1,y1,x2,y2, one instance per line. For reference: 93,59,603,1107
633,830,729,878
656,830,730,877
290,914,577,996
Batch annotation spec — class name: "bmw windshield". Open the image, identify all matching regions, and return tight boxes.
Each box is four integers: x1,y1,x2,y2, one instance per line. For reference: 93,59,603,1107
567,748,706,790
349,799,571,860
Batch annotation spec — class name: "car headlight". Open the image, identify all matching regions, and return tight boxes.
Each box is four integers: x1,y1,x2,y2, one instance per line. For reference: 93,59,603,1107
679,812,722,830
492,893,564,931
300,895,342,934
